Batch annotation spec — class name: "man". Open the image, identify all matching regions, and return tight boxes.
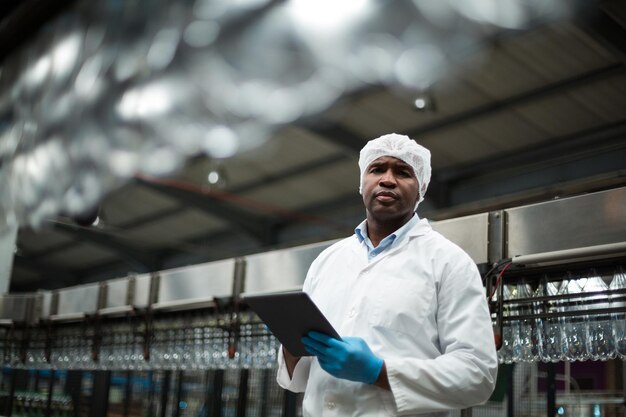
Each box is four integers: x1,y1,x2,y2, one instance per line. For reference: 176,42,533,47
277,133,498,416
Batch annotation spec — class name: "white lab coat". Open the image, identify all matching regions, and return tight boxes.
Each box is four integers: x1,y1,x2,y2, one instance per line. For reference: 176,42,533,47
277,217,498,416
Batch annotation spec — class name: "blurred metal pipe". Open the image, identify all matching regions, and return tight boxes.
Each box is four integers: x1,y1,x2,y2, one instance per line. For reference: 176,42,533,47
512,242,626,266
0,223,17,294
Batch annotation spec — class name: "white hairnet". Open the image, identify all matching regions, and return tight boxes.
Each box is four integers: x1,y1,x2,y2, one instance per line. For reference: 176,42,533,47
358,133,431,209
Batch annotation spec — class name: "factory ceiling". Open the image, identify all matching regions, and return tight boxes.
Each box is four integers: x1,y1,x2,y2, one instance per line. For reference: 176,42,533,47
8,0,626,291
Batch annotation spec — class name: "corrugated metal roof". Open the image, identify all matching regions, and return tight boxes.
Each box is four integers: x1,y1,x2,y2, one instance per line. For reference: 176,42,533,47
12,14,626,290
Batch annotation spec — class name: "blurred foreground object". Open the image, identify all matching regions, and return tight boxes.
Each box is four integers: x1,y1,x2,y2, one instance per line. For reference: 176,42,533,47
0,0,578,228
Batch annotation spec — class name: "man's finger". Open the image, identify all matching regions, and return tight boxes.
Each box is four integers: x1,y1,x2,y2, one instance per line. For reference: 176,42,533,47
303,343,326,357
302,334,333,351
307,331,338,346
302,341,332,360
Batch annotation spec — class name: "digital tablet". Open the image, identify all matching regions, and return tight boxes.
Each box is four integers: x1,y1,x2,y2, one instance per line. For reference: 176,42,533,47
242,291,341,357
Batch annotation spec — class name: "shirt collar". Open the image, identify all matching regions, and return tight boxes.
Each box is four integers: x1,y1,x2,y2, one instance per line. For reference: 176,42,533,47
354,214,420,245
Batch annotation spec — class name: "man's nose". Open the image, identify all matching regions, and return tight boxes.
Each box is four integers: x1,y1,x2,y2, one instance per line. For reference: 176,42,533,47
379,170,396,186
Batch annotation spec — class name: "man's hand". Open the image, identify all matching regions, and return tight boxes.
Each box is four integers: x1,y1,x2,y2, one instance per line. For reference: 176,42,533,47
301,331,384,384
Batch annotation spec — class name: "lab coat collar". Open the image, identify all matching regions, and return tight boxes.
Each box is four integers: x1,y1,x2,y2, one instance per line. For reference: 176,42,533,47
351,215,432,262
406,216,432,238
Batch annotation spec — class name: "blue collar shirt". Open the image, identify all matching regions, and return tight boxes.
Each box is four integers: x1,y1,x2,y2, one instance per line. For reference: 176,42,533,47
354,214,420,262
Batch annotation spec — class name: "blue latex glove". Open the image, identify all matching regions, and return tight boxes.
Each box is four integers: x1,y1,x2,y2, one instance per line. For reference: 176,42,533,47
301,331,383,384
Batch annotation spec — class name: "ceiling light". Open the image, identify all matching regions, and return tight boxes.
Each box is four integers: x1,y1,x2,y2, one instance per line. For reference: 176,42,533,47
413,93,435,112
207,162,228,188
287,0,372,33
208,171,220,185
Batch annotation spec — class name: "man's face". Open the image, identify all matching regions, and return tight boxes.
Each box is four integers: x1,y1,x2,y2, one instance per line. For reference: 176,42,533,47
362,156,420,223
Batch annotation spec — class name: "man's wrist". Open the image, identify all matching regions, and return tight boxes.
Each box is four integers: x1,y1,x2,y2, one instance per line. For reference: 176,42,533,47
366,356,385,384
373,361,390,390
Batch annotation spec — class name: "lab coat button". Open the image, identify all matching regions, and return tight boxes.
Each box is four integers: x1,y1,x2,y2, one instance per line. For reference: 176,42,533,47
326,401,336,410
348,309,356,318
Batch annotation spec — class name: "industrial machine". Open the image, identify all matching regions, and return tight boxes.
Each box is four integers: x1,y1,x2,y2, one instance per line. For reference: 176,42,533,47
1,187,625,417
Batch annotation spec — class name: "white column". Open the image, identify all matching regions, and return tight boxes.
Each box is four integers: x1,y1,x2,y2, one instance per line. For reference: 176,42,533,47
0,223,18,294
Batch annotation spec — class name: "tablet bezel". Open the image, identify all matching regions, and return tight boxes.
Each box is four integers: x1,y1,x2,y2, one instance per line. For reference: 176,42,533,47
242,291,340,357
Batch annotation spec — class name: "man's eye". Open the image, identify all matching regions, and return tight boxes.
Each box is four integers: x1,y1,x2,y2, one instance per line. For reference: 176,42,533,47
369,166,383,173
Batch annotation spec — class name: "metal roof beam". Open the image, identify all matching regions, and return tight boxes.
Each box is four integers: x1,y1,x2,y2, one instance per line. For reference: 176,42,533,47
137,179,275,245
231,153,349,194
11,254,77,286
305,124,369,153
52,222,158,271
404,63,625,138
21,155,349,260
438,119,626,183
578,9,626,63
300,64,625,155
427,121,626,213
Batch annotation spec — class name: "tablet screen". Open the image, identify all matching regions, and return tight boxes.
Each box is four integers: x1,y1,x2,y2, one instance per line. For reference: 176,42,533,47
243,291,341,357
